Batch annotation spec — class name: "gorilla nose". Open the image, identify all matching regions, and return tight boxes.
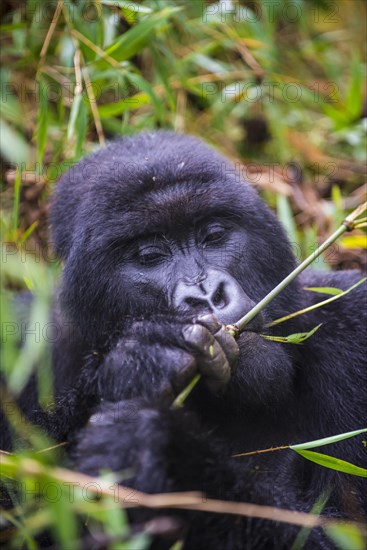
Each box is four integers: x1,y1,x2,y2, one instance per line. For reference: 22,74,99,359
174,279,228,315
172,269,248,324
182,281,228,311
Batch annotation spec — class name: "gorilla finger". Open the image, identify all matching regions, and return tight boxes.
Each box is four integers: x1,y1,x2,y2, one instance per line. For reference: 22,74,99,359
168,349,198,394
194,315,238,371
196,313,222,334
211,325,239,372
183,325,231,388
199,339,231,384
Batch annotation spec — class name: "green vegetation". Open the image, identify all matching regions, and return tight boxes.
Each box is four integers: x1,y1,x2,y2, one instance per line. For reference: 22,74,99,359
1,1,366,548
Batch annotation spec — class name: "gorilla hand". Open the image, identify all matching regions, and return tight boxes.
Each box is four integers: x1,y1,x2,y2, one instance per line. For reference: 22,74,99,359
98,314,239,405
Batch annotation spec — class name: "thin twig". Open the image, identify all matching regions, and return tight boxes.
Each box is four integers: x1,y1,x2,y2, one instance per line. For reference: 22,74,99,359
71,29,122,69
36,441,67,454
3,452,365,531
81,60,106,147
62,3,105,146
39,0,64,63
233,445,289,458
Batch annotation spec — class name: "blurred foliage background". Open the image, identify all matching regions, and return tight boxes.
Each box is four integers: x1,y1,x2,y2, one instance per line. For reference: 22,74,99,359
1,0,366,269
0,1,366,548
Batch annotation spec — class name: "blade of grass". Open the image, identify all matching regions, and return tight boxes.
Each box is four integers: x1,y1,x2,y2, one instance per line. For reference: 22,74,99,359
325,523,366,550
290,428,367,451
292,450,367,478
12,168,21,234
291,491,330,550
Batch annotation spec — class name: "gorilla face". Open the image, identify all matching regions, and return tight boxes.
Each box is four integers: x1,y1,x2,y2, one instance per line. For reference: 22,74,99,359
52,131,298,341
121,218,254,325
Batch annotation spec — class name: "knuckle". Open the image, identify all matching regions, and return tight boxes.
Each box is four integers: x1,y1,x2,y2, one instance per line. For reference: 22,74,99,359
196,313,222,333
183,323,209,346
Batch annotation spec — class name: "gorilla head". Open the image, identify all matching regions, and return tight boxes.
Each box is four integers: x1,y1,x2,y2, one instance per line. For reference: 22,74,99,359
51,132,298,342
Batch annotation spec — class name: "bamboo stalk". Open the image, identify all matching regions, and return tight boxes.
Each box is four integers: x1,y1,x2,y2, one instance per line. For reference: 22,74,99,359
231,201,366,333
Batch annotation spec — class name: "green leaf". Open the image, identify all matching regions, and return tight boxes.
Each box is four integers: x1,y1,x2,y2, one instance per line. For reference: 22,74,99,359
325,523,367,550
101,0,152,13
277,194,298,245
0,117,30,164
98,92,150,118
291,490,330,550
346,53,363,120
290,428,367,450
304,286,343,296
12,168,21,232
261,324,322,344
104,7,181,64
151,45,176,111
35,78,49,165
341,235,367,249
49,481,78,548
67,93,83,141
287,324,322,343
101,495,129,547
293,450,367,478
127,72,163,119
75,99,88,158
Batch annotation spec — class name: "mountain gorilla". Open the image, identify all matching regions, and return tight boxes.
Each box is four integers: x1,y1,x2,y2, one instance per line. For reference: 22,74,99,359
3,132,367,548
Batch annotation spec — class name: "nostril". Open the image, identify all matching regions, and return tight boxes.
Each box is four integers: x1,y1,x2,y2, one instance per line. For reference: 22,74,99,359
212,282,226,309
184,297,208,310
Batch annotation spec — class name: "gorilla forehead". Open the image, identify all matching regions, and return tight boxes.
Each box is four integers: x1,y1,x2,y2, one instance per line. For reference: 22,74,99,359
53,132,261,249
98,181,252,242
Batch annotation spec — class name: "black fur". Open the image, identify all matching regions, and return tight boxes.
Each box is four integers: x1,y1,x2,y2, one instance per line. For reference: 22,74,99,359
3,132,366,549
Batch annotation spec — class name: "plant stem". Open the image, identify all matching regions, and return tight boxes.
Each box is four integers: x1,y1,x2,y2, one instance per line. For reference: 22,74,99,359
234,202,366,332
172,374,201,409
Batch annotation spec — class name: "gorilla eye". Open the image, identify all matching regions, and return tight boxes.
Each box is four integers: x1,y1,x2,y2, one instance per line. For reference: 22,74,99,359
202,225,226,245
137,245,169,266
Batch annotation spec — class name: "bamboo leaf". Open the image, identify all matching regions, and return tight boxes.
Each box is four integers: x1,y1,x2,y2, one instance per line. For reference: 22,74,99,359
293,450,367,478
0,117,29,164
35,78,49,165
75,99,88,158
291,491,330,550
277,194,298,244
346,53,363,119
304,286,343,296
104,7,181,63
98,92,150,118
290,428,367,450
127,72,163,119
341,235,367,249
325,523,367,550
261,324,322,344
12,168,21,232
67,93,83,141
101,0,152,13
